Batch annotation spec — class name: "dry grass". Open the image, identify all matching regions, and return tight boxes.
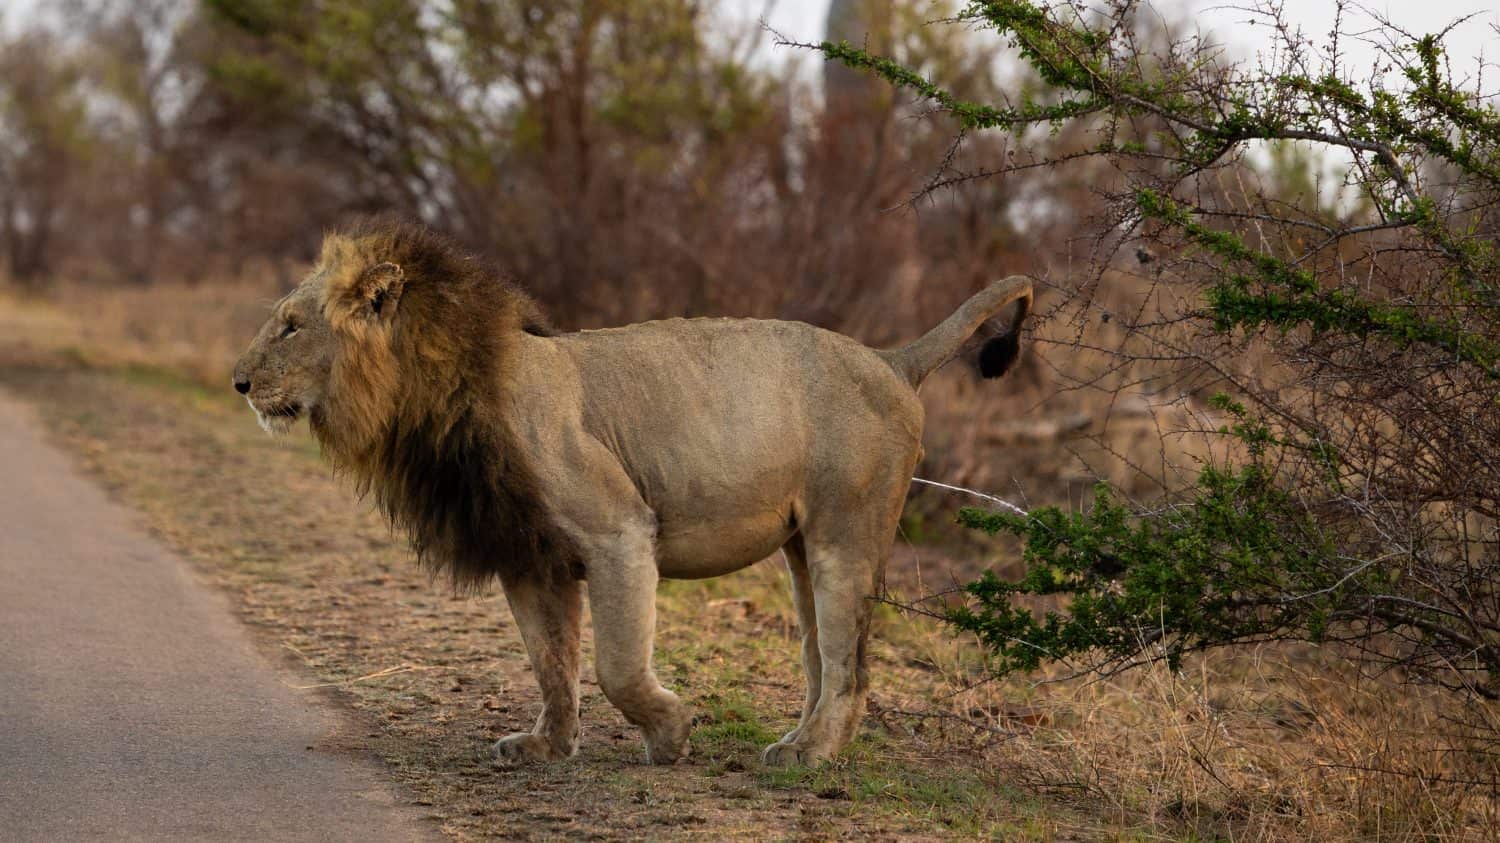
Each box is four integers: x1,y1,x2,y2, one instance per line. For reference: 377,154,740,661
2,280,1496,840
34,276,283,385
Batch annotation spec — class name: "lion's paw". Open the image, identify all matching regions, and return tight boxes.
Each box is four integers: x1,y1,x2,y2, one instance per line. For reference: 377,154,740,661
491,732,568,767
760,739,825,768
643,715,693,765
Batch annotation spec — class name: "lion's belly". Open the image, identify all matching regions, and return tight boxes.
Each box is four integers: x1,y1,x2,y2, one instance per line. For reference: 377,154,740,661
654,507,797,579
643,446,803,579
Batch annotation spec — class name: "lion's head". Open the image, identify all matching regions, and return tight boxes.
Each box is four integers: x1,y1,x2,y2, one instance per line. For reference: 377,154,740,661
234,220,555,447
232,218,572,590
231,271,335,435
233,234,408,440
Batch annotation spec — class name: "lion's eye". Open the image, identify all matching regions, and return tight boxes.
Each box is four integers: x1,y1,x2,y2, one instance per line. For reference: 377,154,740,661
280,322,299,339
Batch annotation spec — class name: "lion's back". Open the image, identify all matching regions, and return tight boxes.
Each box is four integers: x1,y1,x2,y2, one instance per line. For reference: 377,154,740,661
561,316,920,449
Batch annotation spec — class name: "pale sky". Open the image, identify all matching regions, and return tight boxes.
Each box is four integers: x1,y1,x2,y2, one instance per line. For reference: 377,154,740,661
734,0,1499,92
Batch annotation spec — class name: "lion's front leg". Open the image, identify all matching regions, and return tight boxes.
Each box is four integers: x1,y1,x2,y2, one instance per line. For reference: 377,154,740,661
492,575,583,767
586,525,692,765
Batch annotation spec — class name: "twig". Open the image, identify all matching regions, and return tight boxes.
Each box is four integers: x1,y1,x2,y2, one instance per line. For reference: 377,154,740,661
287,663,433,690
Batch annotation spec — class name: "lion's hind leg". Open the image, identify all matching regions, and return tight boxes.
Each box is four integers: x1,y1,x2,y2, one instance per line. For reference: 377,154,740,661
761,536,882,767
492,575,583,766
762,467,909,767
778,534,822,745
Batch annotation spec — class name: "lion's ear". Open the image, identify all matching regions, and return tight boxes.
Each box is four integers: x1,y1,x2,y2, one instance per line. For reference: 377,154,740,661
357,262,405,319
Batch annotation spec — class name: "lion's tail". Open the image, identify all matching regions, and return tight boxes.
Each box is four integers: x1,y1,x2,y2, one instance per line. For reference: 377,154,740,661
881,275,1033,388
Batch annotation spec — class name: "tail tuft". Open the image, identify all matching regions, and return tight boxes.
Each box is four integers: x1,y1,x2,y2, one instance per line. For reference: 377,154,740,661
880,275,1033,387
977,330,1021,379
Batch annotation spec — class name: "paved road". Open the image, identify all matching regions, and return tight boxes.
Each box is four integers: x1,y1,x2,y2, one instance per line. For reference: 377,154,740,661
0,394,438,842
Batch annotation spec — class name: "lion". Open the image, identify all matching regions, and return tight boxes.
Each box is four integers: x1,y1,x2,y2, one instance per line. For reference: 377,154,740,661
232,218,1031,767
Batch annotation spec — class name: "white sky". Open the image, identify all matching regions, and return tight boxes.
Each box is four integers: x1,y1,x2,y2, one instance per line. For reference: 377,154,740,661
733,0,1499,92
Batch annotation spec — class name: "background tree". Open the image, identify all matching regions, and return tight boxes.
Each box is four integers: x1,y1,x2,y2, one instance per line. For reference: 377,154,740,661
0,31,92,284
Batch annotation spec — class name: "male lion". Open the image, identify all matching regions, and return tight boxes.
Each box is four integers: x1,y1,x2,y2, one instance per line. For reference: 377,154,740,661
233,219,1031,767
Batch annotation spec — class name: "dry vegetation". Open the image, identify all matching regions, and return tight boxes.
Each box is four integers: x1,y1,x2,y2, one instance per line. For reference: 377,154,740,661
2,270,1494,840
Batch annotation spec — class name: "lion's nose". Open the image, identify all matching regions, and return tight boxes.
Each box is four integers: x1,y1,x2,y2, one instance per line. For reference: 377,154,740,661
234,376,251,395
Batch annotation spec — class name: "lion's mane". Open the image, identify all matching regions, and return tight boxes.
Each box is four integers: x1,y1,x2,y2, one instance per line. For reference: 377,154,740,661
310,217,577,590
